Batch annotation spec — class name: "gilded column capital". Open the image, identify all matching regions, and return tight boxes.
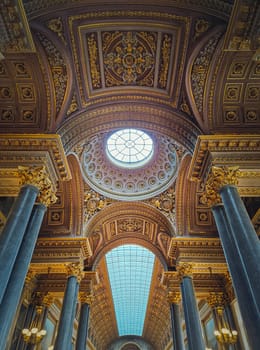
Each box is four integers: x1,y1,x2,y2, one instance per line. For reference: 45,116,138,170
18,165,57,207
177,262,193,280
200,166,240,207
79,292,94,305
25,269,36,285
207,292,226,308
42,293,54,307
66,262,84,283
167,291,181,304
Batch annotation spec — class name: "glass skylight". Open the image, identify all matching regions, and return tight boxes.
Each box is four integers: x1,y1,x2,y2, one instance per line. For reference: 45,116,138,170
106,129,153,168
105,245,155,336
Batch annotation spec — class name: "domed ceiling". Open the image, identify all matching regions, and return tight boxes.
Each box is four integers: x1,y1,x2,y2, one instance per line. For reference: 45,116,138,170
80,129,185,200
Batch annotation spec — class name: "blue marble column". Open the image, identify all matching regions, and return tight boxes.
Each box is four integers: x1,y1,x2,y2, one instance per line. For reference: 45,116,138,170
212,203,260,349
54,271,80,350
220,185,260,308
170,299,185,350
76,301,90,350
0,184,39,303
0,203,46,349
179,267,205,350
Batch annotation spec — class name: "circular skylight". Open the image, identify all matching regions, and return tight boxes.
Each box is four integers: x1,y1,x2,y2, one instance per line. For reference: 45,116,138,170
106,129,153,168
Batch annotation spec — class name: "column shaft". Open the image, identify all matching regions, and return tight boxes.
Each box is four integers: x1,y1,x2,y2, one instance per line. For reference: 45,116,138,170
54,276,79,350
212,204,260,349
220,185,260,309
181,276,205,350
0,184,39,302
170,303,185,350
0,203,46,349
76,303,90,350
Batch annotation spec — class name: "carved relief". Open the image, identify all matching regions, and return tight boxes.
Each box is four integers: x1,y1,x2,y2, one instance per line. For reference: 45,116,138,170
200,166,240,207
18,165,57,207
47,17,66,44
87,33,101,89
36,32,68,114
191,31,223,113
102,31,156,87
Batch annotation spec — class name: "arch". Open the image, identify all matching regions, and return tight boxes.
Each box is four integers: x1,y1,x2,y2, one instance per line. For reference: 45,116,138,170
84,201,174,270
58,102,201,154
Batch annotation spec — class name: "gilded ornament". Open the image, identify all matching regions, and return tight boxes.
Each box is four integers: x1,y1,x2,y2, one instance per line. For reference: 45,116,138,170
66,262,84,282
177,262,193,279
194,19,209,39
18,166,57,207
207,292,225,308
167,291,181,304
48,17,66,44
87,33,101,89
158,34,171,88
200,166,241,207
79,292,94,305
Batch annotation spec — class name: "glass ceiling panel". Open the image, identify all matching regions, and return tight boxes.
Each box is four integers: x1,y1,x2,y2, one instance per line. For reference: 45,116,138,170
106,129,154,168
105,244,155,336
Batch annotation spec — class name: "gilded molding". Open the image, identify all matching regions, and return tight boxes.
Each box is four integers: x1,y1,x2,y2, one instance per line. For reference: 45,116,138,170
188,135,260,183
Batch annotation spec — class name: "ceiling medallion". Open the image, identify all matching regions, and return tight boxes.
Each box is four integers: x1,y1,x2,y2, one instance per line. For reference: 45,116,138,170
81,131,180,201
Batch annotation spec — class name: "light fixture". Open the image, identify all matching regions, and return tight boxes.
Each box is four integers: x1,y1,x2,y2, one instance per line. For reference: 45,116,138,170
213,306,238,344
22,305,47,345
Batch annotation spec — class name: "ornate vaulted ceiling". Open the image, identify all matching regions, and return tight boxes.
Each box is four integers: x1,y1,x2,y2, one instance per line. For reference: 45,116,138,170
0,0,260,349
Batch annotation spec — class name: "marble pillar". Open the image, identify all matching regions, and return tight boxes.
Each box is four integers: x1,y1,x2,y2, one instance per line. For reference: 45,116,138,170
0,203,46,349
169,293,185,350
76,297,90,350
54,265,82,350
212,203,260,349
178,264,205,350
0,184,39,302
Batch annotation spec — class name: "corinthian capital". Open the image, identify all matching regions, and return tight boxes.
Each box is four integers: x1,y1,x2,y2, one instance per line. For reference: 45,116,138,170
207,292,225,308
18,165,57,207
167,291,181,304
79,292,94,305
200,166,240,207
66,262,84,282
177,262,193,279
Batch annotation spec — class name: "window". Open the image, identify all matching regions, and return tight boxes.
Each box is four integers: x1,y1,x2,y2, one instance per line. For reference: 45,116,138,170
106,129,153,168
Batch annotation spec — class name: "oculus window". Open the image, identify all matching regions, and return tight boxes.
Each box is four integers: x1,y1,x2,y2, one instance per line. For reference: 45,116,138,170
106,129,153,168
106,245,155,336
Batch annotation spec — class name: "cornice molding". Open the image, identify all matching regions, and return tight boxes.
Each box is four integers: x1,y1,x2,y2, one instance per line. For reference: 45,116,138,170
0,134,71,196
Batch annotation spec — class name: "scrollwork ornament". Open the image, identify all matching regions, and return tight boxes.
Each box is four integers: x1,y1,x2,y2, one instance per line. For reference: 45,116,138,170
18,166,57,207
200,166,241,207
